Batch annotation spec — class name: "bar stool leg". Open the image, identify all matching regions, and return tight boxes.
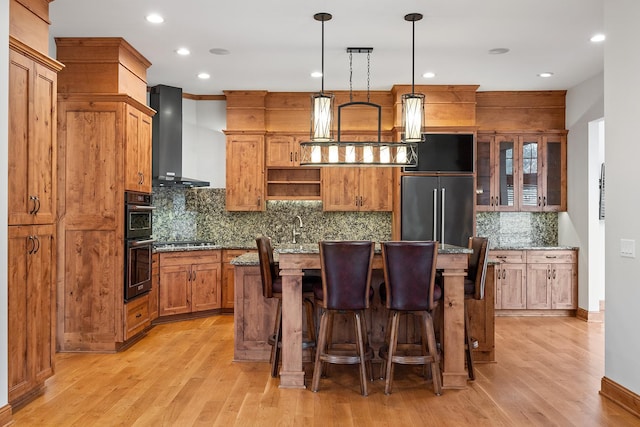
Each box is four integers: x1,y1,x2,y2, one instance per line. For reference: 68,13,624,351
384,310,400,395
311,309,329,392
354,310,368,396
270,299,283,378
424,311,442,395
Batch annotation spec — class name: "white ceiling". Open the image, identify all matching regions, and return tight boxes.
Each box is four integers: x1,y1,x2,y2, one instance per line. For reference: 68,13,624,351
48,0,604,96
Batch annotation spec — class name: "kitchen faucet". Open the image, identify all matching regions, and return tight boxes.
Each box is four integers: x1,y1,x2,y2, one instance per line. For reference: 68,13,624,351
292,215,303,243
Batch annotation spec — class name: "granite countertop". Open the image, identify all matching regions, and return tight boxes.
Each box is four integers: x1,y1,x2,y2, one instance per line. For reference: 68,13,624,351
231,242,472,266
491,246,578,251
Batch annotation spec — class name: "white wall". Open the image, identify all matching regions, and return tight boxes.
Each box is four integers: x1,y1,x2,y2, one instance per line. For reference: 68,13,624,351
603,0,640,393
0,0,10,407
561,72,605,313
182,99,227,188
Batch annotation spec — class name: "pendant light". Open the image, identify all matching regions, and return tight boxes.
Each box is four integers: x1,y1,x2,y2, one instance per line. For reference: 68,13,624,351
310,12,334,143
402,13,425,143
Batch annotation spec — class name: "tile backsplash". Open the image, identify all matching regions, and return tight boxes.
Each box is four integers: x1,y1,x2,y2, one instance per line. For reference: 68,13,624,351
153,188,558,248
153,188,391,245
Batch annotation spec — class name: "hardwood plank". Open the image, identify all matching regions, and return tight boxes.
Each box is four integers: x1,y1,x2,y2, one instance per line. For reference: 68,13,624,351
11,315,640,426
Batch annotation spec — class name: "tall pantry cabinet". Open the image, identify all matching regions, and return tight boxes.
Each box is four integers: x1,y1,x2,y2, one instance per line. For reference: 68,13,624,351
7,0,63,410
55,38,155,352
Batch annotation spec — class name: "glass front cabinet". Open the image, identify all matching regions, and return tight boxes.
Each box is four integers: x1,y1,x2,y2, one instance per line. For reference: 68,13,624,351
476,131,566,212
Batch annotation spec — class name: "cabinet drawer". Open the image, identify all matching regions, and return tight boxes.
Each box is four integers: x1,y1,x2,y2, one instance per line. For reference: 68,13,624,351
160,250,221,266
489,250,525,264
526,250,576,264
125,294,150,340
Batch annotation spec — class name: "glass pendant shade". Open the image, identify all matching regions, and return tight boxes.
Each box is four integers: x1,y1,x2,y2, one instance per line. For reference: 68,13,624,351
311,93,334,141
402,93,425,142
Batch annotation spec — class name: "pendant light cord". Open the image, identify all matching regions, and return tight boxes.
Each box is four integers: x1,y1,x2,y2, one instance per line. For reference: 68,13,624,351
411,18,415,94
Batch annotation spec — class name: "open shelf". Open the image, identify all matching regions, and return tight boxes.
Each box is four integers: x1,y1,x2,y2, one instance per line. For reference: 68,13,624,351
266,167,321,200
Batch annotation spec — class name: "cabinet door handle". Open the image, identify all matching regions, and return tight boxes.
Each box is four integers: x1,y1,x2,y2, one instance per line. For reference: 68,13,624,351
34,235,40,254
27,236,35,254
552,269,556,280
29,195,41,214
543,196,547,206
502,270,506,279
547,267,551,280
192,271,196,281
290,152,293,162
538,196,542,207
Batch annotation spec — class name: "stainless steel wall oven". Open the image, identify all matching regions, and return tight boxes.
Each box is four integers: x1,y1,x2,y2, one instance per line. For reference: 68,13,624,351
125,191,155,301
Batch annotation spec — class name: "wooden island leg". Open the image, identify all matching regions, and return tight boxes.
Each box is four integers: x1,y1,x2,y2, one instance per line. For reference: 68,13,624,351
278,264,306,389
441,266,469,389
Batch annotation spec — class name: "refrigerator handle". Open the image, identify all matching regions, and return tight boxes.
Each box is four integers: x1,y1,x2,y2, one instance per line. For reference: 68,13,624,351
433,188,438,240
441,188,446,244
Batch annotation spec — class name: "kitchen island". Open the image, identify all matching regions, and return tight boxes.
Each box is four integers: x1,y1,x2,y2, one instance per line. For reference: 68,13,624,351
232,243,495,390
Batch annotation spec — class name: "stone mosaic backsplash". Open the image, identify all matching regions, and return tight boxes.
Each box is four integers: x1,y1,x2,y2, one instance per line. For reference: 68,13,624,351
476,211,558,248
153,188,392,246
153,188,558,248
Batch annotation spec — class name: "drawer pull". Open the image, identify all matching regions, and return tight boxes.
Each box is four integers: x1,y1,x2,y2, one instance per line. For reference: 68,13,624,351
496,255,507,259
545,255,557,259
136,313,142,318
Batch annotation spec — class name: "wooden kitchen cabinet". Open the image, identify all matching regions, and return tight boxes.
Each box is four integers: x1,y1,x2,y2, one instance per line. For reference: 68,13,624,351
526,250,577,309
226,133,265,211
492,249,577,313
158,250,222,316
266,134,303,166
124,293,150,341
322,166,392,211
124,104,153,193
476,134,518,212
519,133,567,212
7,31,62,407
56,37,155,352
476,131,567,212
491,250,527,309
8,42,62,226
222,249,256,310
149,253,159,321
8,224,55,406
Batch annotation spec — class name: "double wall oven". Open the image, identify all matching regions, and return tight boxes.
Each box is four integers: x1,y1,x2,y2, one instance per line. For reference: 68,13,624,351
125,191,155,301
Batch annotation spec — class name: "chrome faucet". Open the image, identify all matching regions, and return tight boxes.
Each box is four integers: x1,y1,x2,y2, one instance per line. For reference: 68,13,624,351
292,215,303,243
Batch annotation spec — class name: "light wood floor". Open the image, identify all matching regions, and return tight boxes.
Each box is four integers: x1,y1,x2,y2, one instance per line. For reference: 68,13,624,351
12,315,640,426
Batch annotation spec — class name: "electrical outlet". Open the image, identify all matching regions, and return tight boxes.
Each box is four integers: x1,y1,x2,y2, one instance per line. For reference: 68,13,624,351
620,239,636,258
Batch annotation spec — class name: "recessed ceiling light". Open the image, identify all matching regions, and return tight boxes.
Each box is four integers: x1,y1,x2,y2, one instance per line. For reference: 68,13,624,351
209,48,231,55
488,48,510,55
176,48,190,56
311,71,323,78
538,72,554,78
197,72,211,80
145,14,164,24
422,72,436,79
590,33,606,43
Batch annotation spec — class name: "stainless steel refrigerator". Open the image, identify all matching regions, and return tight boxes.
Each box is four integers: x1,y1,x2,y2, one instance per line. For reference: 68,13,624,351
401,175,474,247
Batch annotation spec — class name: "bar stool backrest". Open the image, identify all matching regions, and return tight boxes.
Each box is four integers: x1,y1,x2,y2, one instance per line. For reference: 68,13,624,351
319,241,375,311
468,237,489,300
381,241,439,311
256,236,278,298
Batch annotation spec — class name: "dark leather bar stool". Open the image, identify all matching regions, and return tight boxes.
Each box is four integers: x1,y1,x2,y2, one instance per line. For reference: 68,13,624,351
463,236,489,380
311,241,375,396
256,236,319,378
379,240,442,396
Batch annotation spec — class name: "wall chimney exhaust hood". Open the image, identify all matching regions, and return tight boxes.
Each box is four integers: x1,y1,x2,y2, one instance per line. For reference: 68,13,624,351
150,84,210,187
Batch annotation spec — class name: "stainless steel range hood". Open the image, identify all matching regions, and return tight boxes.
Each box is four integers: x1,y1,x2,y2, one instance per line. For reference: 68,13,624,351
150,84,210,187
